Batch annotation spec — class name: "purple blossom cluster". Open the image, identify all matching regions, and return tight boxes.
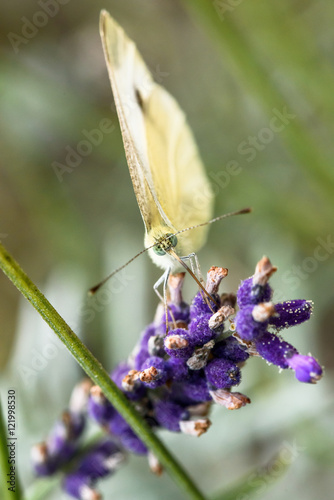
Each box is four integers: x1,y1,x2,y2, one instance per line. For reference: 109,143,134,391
32,257,323,499
234,257,322,383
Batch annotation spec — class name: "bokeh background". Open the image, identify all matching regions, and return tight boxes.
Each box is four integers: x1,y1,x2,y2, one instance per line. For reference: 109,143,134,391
1,1,333,499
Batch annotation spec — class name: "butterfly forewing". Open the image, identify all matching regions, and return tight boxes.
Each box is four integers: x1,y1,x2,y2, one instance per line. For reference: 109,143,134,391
100,11,168,233
99,10,213,265
144,85,213,254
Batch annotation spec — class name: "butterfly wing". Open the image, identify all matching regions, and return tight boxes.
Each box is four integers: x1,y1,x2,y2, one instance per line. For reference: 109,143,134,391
99,10,171,233
143,85,213,255
100,11,213,259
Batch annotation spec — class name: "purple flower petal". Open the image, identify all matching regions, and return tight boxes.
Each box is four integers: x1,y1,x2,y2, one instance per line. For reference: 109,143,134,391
140,356,169,388
254,331,297,368
237,277,272,308
212,336,249,363
87,388,116,426
64,439,125,498
79,440,121,478
235,305,268,341
31,443,58,476
205,358,241,389
189,292,219,320
46,411,85,464
164,302,190,324
111,363,132,388
164,329,194,359
188,313,217,346
109,413,147,455
171,372,212,404
118,429,148,455
63,472,89,500
133,324,156,370
154,399,189,432
166,357,189,381
269,300,313,330
111,363,146,400
286,354,323,383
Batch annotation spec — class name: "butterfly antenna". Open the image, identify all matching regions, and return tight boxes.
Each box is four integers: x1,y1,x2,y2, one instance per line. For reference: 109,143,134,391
90,208,251,295
167,248,219,307
171,207,252,239
89,245,153,295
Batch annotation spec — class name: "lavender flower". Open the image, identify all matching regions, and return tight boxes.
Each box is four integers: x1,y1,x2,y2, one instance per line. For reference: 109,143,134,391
254,331,297,368
154,398,190,432
235,304,273,341
166,357,189,381
139,356,169,388
106,411,148,455
31,379,92,476
133,324,158,370
32,257,323,499
188,313,218,345
205,358,241,389
164,328,194,359
285,353,323,383
212,336,249,363
88,386,116,426
111,362,146,400
269,300,313,330
235,257,323,383
63,439,125,500
171,370,212,404
236,255,276,308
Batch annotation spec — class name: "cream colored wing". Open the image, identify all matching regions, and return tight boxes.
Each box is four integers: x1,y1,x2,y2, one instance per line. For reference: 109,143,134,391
100,10,213,257
143,85,213,255
99,10,171,234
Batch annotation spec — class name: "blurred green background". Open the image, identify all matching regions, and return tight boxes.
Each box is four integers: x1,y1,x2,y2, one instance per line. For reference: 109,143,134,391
0,1,333,499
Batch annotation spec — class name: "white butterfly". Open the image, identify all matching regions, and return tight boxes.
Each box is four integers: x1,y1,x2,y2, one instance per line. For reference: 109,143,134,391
97,11,249,302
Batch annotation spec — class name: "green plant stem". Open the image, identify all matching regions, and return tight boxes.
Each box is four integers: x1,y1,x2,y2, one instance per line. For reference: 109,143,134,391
0,242,207,500
0,398,23,500
183,0,334,204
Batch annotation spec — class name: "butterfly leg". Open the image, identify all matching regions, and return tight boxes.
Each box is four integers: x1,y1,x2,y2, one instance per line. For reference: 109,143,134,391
153,268,170,303
180,252,204,285
153,267,173,334
180,253,214,312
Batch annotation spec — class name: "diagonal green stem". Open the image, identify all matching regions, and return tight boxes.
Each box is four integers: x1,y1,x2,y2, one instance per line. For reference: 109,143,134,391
0,398,23,500
0,242,207,500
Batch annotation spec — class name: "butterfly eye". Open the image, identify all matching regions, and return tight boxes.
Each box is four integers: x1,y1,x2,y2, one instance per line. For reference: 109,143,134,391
153,244,166,256
153,234,178,256
168,234,178,248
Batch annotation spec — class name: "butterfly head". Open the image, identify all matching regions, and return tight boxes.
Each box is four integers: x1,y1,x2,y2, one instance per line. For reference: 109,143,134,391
144,227,182,271
152,233,178,256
